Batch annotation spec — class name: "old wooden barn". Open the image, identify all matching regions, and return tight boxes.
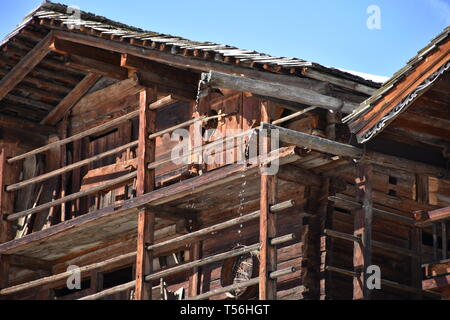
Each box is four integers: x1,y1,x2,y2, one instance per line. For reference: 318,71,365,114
0,2,449,300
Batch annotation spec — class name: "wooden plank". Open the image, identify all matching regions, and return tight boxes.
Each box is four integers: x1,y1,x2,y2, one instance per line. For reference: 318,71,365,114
65,54,128,80
52,30,333,95
353,164,373,300
135,88,157,300
0,114,56,136
259,101,277,300
188,241,201,297
0,32,53,102
204,71,357,112
41,73,101,125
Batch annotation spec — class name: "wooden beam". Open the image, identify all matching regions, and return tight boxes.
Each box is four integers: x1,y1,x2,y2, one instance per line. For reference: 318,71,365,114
301,67,378,96
0,144,20,290
52,30,334,94
353,164,373,300
41,73,101,125
262,123,446,178
65,54,128,80
8,254,53,271
135,88,157,300
0,114,56,136
72,75,142,115
259,101,278,300
0,32,53,102
203,71,358,113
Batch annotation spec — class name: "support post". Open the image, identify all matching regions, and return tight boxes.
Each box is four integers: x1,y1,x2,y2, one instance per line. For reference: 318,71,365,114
135,88,157,300
0,144,19,291
353,163,373,300
188,241,202,298
259,100,278,300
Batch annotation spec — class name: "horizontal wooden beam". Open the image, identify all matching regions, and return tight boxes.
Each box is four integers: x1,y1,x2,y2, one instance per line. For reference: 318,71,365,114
65,54,129,80
263,123,446,178
301,67,378,96
203,71,358,112
9,254,53,272
415,206,450,227
52,30,362,98
0,32,54,102
0,114,56,136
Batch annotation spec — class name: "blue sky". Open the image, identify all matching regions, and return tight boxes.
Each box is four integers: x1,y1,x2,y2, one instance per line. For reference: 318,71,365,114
0,0,448,77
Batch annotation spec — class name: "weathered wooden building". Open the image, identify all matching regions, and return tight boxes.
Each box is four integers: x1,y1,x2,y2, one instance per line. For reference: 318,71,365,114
0,2,448,300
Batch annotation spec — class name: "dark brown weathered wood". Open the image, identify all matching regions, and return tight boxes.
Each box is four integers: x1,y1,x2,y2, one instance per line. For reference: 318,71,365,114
203,71,357,112
0,145,19,290
188,241,201,298
41,73,101,125
147,200,294,252
301,67,377,97
145,234,292,283
0,147,299,255
6,171,137,221
188,267,296,301
65,54,128,80
0,251,136,296
0,114,56,136
259,100,277,300
8,110,141,164
135,88,157,300
7,141,139,192
52,30,338,95
262,123,445,178
353,164,373,300
0,32,53,102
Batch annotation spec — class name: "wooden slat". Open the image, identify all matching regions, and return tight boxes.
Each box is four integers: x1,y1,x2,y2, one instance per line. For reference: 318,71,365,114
0,32,54,102
41,73,101,125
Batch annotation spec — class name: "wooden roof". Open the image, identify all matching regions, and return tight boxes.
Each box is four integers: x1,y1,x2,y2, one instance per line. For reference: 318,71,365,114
344,27,450,144
0,1,382,130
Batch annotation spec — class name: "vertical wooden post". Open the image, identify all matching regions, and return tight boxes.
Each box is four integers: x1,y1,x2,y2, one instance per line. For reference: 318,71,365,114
188,241,202,297
353,163,373,300
442,222,448,260
0,144,18,291
135,87,157,300
412,174,427,299
259,100,277,300
60,116,68,222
